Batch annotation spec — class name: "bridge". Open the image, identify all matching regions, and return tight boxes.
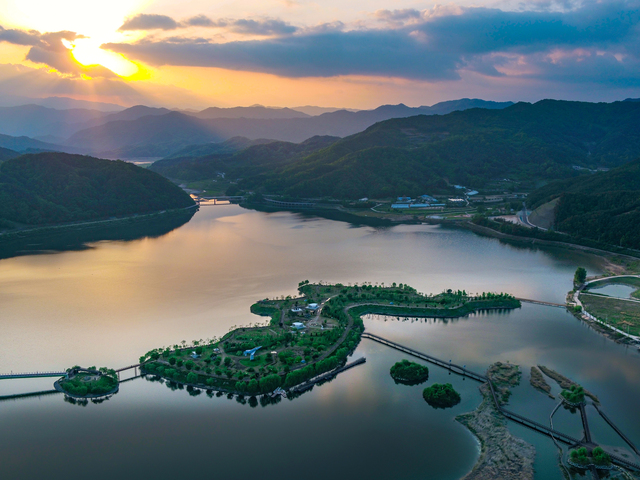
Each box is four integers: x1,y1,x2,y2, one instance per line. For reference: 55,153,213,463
593,403,640,456
361,332,486,382
362,332,640,472
0,371,66,380
515,298,567,308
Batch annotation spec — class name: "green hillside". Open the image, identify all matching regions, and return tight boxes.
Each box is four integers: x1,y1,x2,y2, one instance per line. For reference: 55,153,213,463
0,147,19,162
233,100,640,199
0,152,195,228
150,135,340,182
527,159,640,249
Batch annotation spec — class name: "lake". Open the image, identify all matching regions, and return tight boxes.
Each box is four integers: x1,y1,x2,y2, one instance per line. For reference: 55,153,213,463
1,205,638,480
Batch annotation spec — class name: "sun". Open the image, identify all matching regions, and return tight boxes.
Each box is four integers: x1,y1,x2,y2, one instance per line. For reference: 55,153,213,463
63,38,139,78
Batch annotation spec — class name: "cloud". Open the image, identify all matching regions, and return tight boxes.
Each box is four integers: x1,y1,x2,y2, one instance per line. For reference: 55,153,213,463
185,15,218,27
121,13,297,36
104,0,640,86
119,14,180,31
230,19,297,36
0,26,115,77
106,29,461,80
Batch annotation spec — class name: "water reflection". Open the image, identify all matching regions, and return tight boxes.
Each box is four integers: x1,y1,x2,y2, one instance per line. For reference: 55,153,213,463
0,209,196,260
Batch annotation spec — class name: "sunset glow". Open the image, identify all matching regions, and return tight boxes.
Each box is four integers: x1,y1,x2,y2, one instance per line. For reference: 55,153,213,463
66,38,139,77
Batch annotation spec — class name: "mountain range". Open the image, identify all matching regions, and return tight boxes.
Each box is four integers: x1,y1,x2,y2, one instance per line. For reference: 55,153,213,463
203,99,640,199
0,98,513,158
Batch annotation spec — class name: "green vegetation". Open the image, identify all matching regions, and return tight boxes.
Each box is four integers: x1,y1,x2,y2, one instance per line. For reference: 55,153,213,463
0,152,194,229
150,136,339,184
232,100,640,199
527,157,640,249
389,360,429,385
141,281,519,396
58,367,118,397
569,446,611,469
560,385,585,405
579,292,640,336
574,267,587,285
423,383,461,408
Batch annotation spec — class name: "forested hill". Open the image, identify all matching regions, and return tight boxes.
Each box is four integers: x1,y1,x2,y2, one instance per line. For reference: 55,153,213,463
150,136,340,182
528,159,640,248
235,100,640,199
0,153,195,228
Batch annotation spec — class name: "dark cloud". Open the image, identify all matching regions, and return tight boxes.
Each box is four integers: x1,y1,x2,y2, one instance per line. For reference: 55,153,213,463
0,26,43,46
119,14,180,31
106,29,460,80
104,0,640,86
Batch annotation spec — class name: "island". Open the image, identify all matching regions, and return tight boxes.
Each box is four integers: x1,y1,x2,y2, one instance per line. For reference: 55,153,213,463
423,383,461,408
560,384,586,406
55,366,119,398
140,281,521,395
568,446,612,470
390,359,429,385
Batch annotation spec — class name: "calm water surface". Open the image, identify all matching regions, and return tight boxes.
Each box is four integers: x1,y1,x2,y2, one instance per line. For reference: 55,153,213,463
1,206,639,480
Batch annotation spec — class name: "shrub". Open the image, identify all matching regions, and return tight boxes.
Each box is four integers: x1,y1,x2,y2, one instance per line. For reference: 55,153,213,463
422,383,461,408
390,360,429,385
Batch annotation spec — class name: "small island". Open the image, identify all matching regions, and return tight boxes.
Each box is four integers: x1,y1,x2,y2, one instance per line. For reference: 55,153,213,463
55,366,119,398
568,446,612,470
560,384,586,406
140,281,520,395
390,359,429,385
423,383,461,408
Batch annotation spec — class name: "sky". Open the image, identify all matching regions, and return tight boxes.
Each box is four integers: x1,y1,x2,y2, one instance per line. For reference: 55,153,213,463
0,0,639,109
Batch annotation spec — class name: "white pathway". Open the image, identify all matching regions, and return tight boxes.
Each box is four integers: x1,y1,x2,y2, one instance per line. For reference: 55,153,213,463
572,275,640,342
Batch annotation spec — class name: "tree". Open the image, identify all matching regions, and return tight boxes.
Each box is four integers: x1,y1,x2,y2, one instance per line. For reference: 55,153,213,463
247,379,259,394
574,267,587,285
187,372,198,384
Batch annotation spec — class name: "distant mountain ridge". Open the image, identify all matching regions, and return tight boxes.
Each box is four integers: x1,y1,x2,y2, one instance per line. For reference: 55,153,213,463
65,98,514,157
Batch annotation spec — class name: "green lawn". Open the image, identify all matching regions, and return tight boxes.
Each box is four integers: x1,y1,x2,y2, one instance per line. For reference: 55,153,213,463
580,293,640,336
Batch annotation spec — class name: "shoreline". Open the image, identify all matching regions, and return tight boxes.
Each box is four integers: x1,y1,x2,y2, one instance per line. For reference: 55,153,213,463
239,202,640,261
0,204,198,240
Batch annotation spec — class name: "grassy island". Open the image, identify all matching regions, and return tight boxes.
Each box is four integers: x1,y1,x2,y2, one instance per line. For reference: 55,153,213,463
57,366,118,397
390,360,429,385
423,383,461,408
140,281,520,395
